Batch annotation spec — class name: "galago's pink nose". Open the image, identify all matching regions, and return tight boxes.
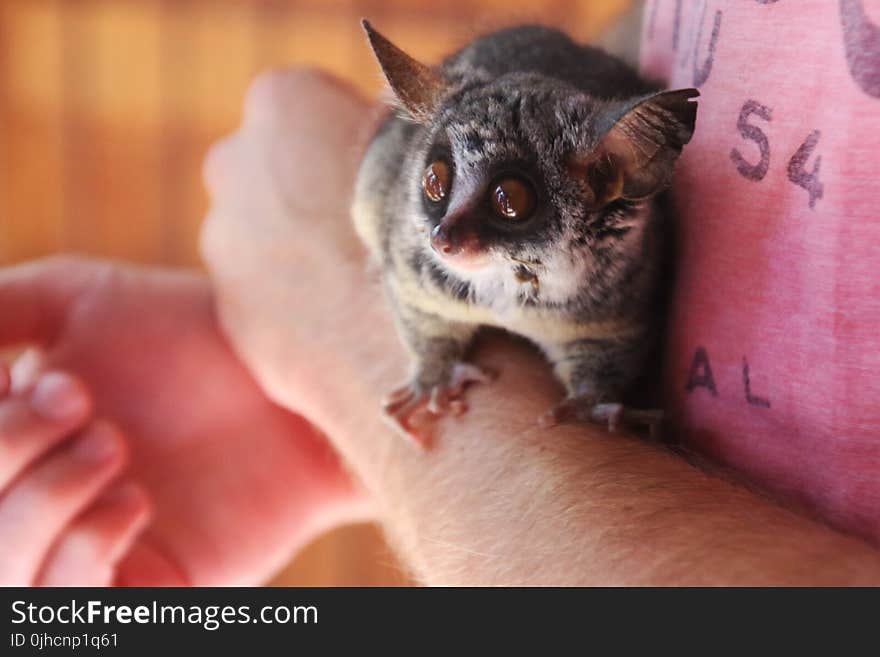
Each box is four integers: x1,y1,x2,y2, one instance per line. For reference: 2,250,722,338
430,223,462,256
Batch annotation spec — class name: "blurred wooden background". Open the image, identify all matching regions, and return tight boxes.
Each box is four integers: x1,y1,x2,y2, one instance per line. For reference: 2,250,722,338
0,0,631,585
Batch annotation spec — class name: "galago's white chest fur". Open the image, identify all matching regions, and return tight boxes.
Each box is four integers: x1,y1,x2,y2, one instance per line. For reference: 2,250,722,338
394,241,641,345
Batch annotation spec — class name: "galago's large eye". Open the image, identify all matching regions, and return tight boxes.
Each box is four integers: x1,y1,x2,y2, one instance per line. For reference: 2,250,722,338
422,160,450,203
489,176,536,222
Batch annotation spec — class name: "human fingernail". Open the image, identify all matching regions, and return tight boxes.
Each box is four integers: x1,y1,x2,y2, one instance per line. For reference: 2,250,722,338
31,372,90,421
72,424,119,464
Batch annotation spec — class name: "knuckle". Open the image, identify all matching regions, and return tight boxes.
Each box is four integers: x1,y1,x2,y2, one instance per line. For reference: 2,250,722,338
85,420,128,460
244,67,338,124
58,528,102,561
243,69,291,123
27,254,91,284
198,209,226,267
40,253,87,271
202,135,236,195
0,400,36,448
25,254,117,308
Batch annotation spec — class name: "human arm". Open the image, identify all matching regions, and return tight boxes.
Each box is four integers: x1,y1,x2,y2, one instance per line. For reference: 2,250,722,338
201,69,880,585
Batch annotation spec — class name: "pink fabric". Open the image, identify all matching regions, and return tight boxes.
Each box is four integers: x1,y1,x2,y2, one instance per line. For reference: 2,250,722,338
640,0,880,544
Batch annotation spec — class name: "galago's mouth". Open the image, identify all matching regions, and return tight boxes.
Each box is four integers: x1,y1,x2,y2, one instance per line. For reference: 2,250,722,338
430,244,491,272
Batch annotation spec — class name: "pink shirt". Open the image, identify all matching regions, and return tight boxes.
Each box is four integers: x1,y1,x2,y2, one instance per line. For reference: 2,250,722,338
641,0,880,544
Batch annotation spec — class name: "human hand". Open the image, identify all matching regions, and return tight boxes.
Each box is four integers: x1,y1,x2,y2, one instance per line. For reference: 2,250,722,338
200,70,405,441
0,362,149,586
0,257,370,585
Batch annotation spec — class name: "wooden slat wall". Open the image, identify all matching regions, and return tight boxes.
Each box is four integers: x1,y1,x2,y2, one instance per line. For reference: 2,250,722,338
0,0,630,586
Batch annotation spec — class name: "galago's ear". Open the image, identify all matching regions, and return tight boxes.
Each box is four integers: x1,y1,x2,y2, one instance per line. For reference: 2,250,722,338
573,88,699,208
361,19,450,123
